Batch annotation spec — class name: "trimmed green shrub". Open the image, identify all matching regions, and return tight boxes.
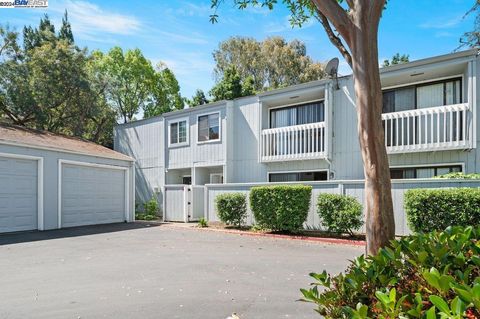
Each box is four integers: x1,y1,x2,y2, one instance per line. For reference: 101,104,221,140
250,185,312,232
435,172,480,179
316,193,363,235
404,188,480,233
301,226,480,318
215,193,247,227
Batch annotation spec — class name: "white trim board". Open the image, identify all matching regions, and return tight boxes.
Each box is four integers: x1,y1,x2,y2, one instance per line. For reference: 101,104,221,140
0,140,133,162
167,117,189,148
196,111,222,144
57,159,130,229
0,152,44,231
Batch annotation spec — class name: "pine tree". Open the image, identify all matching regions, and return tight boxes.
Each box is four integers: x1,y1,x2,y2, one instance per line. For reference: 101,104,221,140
59,10,74,44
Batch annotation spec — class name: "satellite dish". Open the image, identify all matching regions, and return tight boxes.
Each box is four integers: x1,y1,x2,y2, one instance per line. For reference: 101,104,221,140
325,57,339,78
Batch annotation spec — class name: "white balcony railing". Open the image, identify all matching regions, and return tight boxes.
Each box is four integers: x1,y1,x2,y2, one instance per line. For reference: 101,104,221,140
382,103,472,154
261,122,326,162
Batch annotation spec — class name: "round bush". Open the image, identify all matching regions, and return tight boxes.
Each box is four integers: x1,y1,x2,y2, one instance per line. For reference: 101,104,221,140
249,185,312,232
405,188,480,233
301,226,480,318
316,193,363,235
215,193,247,227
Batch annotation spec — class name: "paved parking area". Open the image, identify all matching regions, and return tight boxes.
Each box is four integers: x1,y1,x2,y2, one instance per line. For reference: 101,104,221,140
0,223,363,319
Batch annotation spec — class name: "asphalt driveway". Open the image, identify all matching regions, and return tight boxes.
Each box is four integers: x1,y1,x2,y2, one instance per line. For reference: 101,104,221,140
0,223,363,319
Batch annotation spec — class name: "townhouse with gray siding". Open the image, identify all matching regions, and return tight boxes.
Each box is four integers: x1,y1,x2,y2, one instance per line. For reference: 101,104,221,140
115,49,480,228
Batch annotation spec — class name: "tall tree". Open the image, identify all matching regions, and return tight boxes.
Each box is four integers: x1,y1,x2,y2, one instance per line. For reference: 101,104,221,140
211,0,395,255
213,36,326,91
382,53,409,67
58,10,74,45
210,65,255,101
187,89,210,107
143,63,184,118
93,47,155,123
459,1,480,49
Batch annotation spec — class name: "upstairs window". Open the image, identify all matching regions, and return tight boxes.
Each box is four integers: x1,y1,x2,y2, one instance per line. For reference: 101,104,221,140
270,101,325,128
382,78,462,113
198,112,220,142
169,119,188,146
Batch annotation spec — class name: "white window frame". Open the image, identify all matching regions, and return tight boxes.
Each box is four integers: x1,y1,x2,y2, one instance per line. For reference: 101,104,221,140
267,98,325,128
168,117,189,148
0,152,44,231
267,168,330,183
197,111,221,144
209,173,224,184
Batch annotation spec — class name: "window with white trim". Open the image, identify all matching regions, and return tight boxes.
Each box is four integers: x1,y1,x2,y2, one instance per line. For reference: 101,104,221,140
198,113,220,142
390,165,462,179
169,119,188,146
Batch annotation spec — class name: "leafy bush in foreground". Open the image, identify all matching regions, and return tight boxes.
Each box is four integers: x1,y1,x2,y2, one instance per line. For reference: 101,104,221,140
316,193,363,235
404,188,480,232
301,226,480,318
250,185,312,232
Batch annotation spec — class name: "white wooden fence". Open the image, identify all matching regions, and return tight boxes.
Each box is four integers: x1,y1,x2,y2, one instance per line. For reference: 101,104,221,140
203,179,480,236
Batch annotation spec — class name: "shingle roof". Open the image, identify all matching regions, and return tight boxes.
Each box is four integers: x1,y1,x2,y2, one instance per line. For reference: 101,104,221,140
0,123,133,162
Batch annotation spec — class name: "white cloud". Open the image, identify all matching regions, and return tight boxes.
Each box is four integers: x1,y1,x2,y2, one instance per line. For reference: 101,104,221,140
420,15,463,29
50,0,142,38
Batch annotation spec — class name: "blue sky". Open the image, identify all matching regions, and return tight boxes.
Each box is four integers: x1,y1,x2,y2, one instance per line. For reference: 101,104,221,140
1,0,476,98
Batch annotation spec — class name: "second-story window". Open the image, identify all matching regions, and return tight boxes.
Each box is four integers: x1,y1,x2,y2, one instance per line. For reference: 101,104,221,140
382,77,462,113
198,112,220,142
270,101,325,128
169,119,188,146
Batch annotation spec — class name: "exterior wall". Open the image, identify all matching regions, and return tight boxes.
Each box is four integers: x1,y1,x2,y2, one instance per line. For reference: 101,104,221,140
0,143,134,230
114,50,480,209
114,117,164,205
165,103,227,170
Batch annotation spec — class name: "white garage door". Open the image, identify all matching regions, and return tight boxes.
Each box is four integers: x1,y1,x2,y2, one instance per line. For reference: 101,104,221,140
61,163,126,228
0,156,38,233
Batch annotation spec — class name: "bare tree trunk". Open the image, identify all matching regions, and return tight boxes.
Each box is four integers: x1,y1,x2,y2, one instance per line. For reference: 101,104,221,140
350,15,395,255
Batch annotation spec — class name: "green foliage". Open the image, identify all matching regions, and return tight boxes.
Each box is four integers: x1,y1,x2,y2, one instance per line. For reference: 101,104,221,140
58,10,74,45
459,1,480,49
250,185,311,232
210,65,254,101
215,193,247,227
186,89,209,107
212,36,326,92
198,218,208,228
382,53,409,67
316,193,363,235
136,196,159,220
404,188,480,233
435,172,480,179
300,226,480,318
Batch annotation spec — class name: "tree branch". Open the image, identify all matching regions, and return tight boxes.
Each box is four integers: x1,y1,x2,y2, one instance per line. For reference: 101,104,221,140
315,10,353,68
310,0,354,46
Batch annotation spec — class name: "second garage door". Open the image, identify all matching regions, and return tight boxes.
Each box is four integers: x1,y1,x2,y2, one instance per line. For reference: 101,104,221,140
61,163,126,228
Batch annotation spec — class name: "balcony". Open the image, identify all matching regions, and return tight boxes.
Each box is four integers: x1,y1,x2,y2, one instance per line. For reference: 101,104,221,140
260,122,326,162
382,103,472,154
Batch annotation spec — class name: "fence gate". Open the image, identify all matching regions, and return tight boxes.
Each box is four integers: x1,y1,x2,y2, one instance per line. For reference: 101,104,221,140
163,185,205,222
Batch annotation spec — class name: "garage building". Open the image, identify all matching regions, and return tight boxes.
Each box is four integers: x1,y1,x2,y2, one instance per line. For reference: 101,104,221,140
0,124,135,233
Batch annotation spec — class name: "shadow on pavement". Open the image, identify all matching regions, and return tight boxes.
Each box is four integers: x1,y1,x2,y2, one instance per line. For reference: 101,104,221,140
0,221,164,246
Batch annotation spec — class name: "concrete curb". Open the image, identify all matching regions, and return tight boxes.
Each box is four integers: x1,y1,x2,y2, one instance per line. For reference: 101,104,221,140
162,223,366,247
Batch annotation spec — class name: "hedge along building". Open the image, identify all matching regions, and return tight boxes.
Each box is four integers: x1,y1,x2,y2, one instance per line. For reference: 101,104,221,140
114,49,480,233
0,124,135,234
